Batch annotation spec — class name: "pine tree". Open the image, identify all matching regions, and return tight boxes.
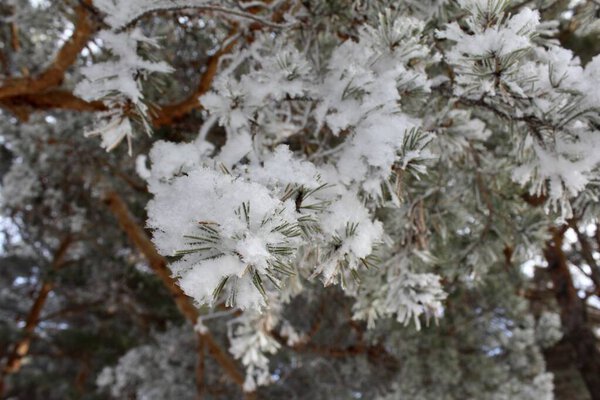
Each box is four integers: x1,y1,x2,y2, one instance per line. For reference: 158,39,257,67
0,0,599,399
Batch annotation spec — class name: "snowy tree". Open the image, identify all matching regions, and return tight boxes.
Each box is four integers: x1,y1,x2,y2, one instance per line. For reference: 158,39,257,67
0,0,599,399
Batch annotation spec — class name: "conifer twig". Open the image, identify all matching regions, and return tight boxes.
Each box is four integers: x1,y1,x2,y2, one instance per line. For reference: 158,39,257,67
102,189,246,389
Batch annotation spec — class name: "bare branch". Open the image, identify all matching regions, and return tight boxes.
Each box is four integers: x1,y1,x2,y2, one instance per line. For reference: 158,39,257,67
0,4,95,100
0,236,73,393
152,33,239,127
114,2,298,32
195,333,205,400
568,221,600,293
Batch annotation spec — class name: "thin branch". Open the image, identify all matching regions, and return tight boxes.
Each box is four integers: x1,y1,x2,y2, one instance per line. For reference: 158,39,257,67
117,3,298,32
0,236,73,393
568,221,600,294
39,300,104,322
10,22,20,52
151,33,239,127
195,333,205,400
271,329,398,366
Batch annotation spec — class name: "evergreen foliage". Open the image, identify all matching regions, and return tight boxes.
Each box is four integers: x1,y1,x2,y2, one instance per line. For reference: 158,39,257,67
1,0,600,399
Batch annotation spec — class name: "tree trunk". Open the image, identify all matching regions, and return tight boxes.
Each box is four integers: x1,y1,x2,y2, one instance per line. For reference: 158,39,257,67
544,228,600,400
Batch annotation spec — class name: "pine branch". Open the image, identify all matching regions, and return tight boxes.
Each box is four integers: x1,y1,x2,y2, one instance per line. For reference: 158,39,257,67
101,189,246,389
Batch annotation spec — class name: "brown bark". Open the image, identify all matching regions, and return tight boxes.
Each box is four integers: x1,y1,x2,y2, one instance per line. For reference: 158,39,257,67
151,35,238,127
544,228,600,400
2,282,52,376
102,189,245,388
544,340,593,400
0,6,279,127
0,90,106,114
0,236,72,394
0,3,95,100
195,333,205,400
74,355,91,395
0,37,234,128
10,22,20,52
569,222,600,294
